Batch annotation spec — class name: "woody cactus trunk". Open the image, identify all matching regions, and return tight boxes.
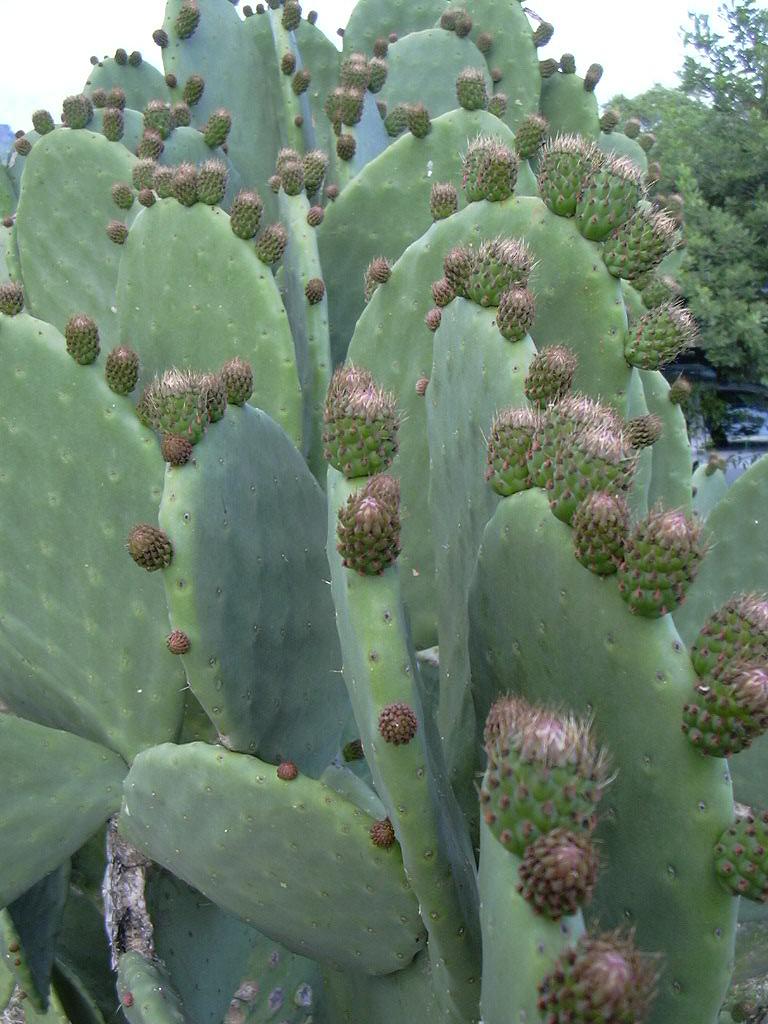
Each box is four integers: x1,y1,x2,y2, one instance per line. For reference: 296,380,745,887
1,2,767,1023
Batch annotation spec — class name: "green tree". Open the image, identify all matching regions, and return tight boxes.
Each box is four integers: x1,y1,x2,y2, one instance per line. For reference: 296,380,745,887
608,1,768,382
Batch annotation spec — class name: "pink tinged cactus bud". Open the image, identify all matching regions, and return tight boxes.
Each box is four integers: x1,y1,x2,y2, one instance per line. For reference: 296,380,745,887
102,108,124,142
292,69,311,95
456,67,488,111
255,223,288,265
325,184,339,201
340,53,371,91
378,702,417,744
572,491,629,576
464,237,534,307
431,278,455,307
415,377,429,396
167,629,191,654
496,286,535,342
482,696,612,857
305,278,325,304
198,159,228,205
690,593,768,679
92,88,108,109
624,301,698,370
161,434,193,466
537,134,605,218
153,165,175,199
476,31,493,53
143,99,172,139
524,346,578,407
137,130,164,160
107,87,126,110
153,28,169,47
175,0,200,39
64,314,100,364
111,181,134,210
714,809,768,901
337,476,401,575
307,205,324,227
14,137,31,157
425,308,442,331
303,150,328,195
488,94,507,118
618,506,707,617
625,413,663,449
0,281,24,317
485,406,540,496
230,190,263,239
443,245,472,296
281,51,296,75
105,345,139,394
537,930,659,1024
323,366,400,477
138,187,155,208
454,12,472,36
439,8,458,30
281,0,301,30
32,109,55,135
517,827,599,919
173,163,199,207
132,159,156,191
221,357,254,406
336,134,356,161
373,37,388,57
370,818,396,848
490,66,503,83
430,182,458,220
533,20,554,47
62,93,94,129
277,761,299,781
683,663,768,756
144,368,210,444
368,57,388,93
128,524,173,571
364,257,392,302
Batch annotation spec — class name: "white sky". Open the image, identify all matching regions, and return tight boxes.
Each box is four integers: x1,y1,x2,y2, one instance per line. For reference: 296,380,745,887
0,0,760,130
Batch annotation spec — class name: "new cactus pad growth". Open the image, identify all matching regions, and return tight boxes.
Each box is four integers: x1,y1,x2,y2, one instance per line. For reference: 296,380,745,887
1,1,766,1021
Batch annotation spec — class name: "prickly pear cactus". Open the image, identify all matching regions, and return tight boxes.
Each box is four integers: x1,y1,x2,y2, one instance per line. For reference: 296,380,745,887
2,2,767,1024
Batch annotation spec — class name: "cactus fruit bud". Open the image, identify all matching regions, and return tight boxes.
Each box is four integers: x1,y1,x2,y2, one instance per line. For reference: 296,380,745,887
221,357,254,405
384,104,410,137
364,257,392,302
683,662,768,756
132,159,156,191
92,88,108,109
527,394,624,490
200,373,227,424
0,282,24,316
378,701,417,744
690,594,768,680
183,74,205,106
714,809,768,901
282,0,301,30
229,190,263,239
111,182,134,210
537,134,604,217
464,237,534,306
281,51,296,75
515,113,549,160
176,0,200,38
307,205,324,227
425,308,442,331
583,63,603,91
496,286,535,341
153,28,169,47
277,761,299,781
462,135,519,203
490,66,503,84
486,407,539,496
128,524,173,571
159,430,192,466
430,181,458,220
624,302,698,369
292,69,311,95
303,150,328,195
415,377,429,396
326,184,339,201
618,506,706,616
203,108,232,148
324,367,399,477
456,67,488,111
100,107,123,142
143,99,172,139
476,31,493,53
454,12,472,37
524,346,578,407
599,108,620,133
517,828,599,919
105,345,139,394
368,57,388,93
443,246,472,296
14,138,31,157
129,51,142,67
407,103,431,138
305,278,325,304
575,155,645,242
559,53,576,74
482,696,611,856
603,206,679,280
373,37,389,57
62,94,94,129
668,375,692,405
340,53,371,91
255,223,288,265
173,163,199,207
370,818,396,848
488,94,507,119
537,931,659,1023
114,49,128,66
539,58,559,78
343,739,364,761
549,425,638,525
440,8,458,30
639,131,656,152
533,21,554,47
32,109,55,135
705,453,727,476
431,278,455,307
137,130,164,160
336,134,356,161
307,9,317,22
64,314,100,364
624,117,641,139
144,369,211,443
197,159,228,205
152,165,174,199
166,629,191,653
107,87,127,110
572,491,629,575
625,413,663,449
337,475,401,575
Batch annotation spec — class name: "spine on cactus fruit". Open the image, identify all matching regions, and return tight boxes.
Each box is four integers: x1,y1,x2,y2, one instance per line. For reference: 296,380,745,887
456,67,488,111
143,368,210,444
602,207,679,281
537,134,605,217
515,113,549,160
463,237,534,307
548,423,638,526
485,406,540,496
571,491,629,575
430,182,458,220
0,281,24,317
64,313,100,364
363,257,391,303
624,301,698,369
220,357,254,405
524,346,578,407
105,345,139,395
690,593,768,679
682,662,768,756
496,286,535,342
575,155,645,242
336,476,401,575
323,365,399,478
127,523,173,571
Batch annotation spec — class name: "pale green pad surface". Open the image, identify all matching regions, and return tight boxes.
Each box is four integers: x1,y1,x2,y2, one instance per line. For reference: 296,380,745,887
342,0,448,58
643,368,693,514
478,820,584,1024
115,200,301,448
380,30,490,117
599,130,649,173
0,716,125,908
692,463,729,521
322,951,443,1024
117,952,187,1024
539,72,600,140
0,165,15,217
158,406,348,771
120,741,427,973
347,195,629,649
0,313,185,760
15,129,136,349
627,366,652,521
319,107,516,366
469,489,737,1024
84,57,172,112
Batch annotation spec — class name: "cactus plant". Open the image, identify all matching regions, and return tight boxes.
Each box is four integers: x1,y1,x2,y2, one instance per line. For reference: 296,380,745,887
1,2,767,1024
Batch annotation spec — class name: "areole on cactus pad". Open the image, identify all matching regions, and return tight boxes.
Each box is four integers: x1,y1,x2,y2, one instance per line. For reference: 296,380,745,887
0,2,766,1024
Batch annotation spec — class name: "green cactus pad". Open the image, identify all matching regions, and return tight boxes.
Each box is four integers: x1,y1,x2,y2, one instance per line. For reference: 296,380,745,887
322,950,443,1024
15,129,136,349
540,70,600,140
469,488,737,1024
692,459,729,520
342,0,447,58
159,405,348,770
0,715,125,908
642,369,693,514
84,57,171,113
0,312,185,759
116,952,186,1024
115,200,301,448
120,741,427,973
598,129,649,174
0,165,16,218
